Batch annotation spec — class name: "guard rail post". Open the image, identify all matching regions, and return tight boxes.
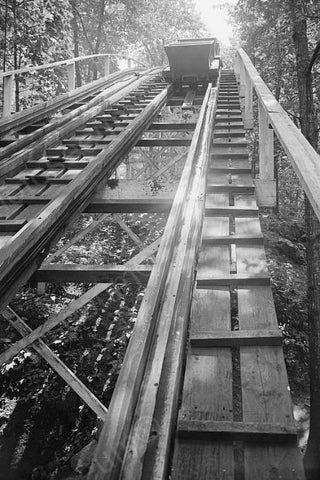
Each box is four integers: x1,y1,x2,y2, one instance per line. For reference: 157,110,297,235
67,62,76,91
104,56,111,76
3,73,14,117
243,69,253,129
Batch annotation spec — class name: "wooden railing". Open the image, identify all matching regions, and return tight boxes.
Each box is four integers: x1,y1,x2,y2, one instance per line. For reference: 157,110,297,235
234,47,320,217
1,53,145,118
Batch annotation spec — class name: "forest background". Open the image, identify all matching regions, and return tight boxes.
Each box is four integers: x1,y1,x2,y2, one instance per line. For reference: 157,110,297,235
1,0,320,479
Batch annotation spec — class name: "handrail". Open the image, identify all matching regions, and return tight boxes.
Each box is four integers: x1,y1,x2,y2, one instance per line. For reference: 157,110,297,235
1,53,146,118
234,47,320,221
0,53,146,78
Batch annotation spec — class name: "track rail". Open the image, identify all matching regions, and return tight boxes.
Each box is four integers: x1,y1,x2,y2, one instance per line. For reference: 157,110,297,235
0,68,154,170
0,68,168,311
0,62,305,479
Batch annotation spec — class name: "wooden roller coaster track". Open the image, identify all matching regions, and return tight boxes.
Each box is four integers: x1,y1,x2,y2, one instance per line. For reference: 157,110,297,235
1,47,319,478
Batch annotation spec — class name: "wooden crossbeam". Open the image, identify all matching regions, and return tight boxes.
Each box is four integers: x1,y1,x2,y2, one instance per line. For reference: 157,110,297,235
205,206,258,216
148,122,196,131
85,198,173,213
148,151,187,181
201,233,264,244
206,184,255,193
177,417,297,443
2,307,108,420
0,238,161,368
197,273,270,287
0,219,27,231
34,264,152,283
190,329,283,348
136,138,192,147
0,197,174,213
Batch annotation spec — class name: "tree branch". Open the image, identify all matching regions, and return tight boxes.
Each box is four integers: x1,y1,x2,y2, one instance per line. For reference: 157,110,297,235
68,0,95,54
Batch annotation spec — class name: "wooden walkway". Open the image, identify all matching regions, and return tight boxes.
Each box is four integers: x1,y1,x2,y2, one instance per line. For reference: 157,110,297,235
170,70,305,479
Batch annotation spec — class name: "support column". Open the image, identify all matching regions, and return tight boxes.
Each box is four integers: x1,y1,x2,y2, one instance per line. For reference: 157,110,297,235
68,62,76,91
104,56,111,76
255,100,276,207
3,74,14,117
243,70,253,129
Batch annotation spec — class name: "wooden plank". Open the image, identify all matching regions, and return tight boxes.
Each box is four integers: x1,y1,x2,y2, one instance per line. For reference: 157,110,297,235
136,138,192,147
0,219,27,232
254,179,277,207
171,177,234,478
205,206,259,216
182,87,197,108
197,273,270,287
234,197,304,477
190,329,282,348
207,184,255,194
177,417,297,443
2,307,108,421
0,82,171,310
88,85,215,480
148,122,196,131
34,263,152,283
202,233,264,245
0,238,160,368
85,198,173,213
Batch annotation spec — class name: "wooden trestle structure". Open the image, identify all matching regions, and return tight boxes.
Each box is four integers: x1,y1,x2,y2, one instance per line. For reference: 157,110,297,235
2,48,319,478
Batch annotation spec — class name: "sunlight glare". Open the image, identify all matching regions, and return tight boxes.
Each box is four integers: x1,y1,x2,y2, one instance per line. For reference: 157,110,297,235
194,0,235,45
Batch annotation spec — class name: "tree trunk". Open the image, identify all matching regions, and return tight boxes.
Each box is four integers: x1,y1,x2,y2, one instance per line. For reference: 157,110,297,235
71,0,82,87
288,1,320,479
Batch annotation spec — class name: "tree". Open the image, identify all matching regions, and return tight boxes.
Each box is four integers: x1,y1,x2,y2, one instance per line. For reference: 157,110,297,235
288,2,320,478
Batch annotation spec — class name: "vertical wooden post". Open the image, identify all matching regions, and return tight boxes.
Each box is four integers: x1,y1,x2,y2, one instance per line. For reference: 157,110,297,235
243,70,253,129
234,53,240,82
104,56,111,76
239,58,246,98
127,57,133,68
255,99,276,207
259,100,274,179
68,62,76,91
3,74,14,117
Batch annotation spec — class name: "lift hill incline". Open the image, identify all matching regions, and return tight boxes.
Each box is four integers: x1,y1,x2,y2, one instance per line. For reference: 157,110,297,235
0,42,316,478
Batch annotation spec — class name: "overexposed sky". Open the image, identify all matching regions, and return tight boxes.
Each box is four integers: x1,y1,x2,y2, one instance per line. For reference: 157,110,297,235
194,0,236,44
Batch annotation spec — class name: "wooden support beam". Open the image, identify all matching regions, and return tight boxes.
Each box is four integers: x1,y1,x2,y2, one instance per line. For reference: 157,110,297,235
148,151,187,181
0,219,27,232
259,100,274,180
258,100,276,207
177,417,297,444
148,123,196,131
206,184,255,194
197,273,270,287
85,198,173,213
136,138,192,147
190,329,283,348
202,233,264,244
244,70,253,129
2,307,108,420
0,238,161,368
3,74,14,117
68,62,76,91
34,264,152,283
205,206,259,216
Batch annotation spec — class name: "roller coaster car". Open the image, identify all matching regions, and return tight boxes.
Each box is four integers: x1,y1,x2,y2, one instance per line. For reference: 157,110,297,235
163,37,221,86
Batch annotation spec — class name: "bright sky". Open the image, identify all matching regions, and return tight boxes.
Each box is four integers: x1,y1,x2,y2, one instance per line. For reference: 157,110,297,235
194,0,236,45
